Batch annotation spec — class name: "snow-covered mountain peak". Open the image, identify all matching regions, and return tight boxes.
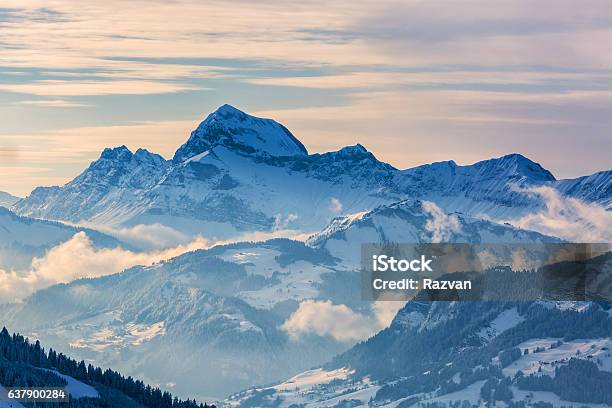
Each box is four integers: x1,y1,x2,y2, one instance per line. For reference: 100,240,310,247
478,153,556,182
98,146,166,165
317,143,386,162
85,145,169,176
12,103,610,234
335,143,368,156
215,103,246,117
133,147,167,165
172,104,308,163
100,145,133,161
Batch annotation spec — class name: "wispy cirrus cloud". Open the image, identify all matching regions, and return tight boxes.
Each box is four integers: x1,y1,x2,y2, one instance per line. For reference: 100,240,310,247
0,79,201,96
16,99,92,108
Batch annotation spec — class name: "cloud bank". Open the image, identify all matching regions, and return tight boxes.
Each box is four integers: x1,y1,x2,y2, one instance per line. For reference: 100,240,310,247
0,231,207,303
509,186,612,242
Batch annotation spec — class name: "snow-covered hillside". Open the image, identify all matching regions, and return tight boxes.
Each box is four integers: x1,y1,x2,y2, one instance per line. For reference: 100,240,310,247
1,239,349,399
0,368,98,407
1,200,564,401
307,200,559,266
228,300,612,408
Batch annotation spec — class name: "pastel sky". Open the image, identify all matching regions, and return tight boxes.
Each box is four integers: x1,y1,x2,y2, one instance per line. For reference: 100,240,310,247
1,0,611,196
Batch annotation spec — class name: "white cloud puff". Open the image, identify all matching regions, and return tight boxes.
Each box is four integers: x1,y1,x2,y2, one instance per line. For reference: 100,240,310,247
329,197,343,214
421,201,462,243
281,299,405,343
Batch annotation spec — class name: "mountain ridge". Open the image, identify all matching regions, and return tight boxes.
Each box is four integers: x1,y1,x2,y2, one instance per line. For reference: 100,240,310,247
0,191,20,208
11,105,612,237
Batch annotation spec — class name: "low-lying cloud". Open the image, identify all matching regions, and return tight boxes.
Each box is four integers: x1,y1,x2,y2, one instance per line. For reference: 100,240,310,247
281,299,406,343
422,201,462,243
95,223,197,250
274,213,299,230
508,186,612,242
0,231,207,303
329,197,343,214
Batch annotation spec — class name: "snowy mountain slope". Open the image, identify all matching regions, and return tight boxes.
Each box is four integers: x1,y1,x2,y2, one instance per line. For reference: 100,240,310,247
307,200,560,266
0,202,563,400
122,142,399,236
396,154,612,219
0,328,215,407
39,368,100,399
0,207,126,270
0,191,19,209
228,299,612,408
0,386,25,408
0,239,350,400
555,169,612,208
14,108,401,236
12,105,611,239
13,146,172,228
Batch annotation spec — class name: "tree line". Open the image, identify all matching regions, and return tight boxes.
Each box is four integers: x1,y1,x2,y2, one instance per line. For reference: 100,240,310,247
0,327,216,408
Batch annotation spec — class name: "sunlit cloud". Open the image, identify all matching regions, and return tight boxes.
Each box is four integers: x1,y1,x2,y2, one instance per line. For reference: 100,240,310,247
0,79,201,96
281,299,406,343
507,186,612,242
245,70,612,89
0,231,208,303
16,99,92,108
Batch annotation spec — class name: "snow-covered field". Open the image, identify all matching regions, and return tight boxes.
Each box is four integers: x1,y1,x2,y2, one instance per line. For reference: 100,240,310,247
41,369,99,399
478,307,525,341
0,369,98,407
503,338,612,377
0,385,25,408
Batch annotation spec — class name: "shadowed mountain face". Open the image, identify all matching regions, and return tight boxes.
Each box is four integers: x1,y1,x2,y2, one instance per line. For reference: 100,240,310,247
12,105,612,238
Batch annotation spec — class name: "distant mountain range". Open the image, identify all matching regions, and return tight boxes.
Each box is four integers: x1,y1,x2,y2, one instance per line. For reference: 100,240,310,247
11,104,611,239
